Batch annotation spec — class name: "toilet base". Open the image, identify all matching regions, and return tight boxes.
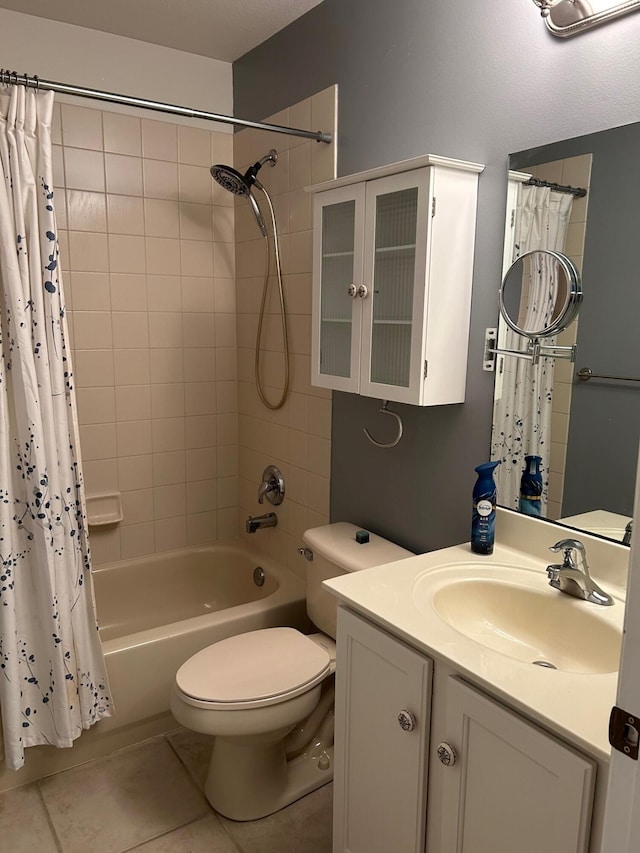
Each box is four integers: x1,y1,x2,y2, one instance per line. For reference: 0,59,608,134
205,734,334,821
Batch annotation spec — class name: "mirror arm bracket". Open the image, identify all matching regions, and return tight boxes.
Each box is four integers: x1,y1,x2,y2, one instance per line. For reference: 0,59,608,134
483,328,576,371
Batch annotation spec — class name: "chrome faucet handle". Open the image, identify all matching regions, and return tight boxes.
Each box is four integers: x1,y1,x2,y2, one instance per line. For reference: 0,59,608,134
549,538,588,573
550,538,585,555
257,465,285,506
257,481,272,504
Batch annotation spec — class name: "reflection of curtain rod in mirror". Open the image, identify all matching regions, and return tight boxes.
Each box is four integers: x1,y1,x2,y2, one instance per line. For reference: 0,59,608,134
524,177,587,197
532,0,640,37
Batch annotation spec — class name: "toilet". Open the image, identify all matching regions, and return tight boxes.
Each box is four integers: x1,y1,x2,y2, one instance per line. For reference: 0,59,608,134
170,521,413,821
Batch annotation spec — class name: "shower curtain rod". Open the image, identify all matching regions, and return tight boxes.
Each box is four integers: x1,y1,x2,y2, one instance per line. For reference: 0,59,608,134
524,176,587,197
0,68,332,144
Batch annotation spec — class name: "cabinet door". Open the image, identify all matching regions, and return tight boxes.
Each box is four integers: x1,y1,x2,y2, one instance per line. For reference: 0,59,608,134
333,608,433,853
359,168,433,405
435,677,595,853
311,184,366,392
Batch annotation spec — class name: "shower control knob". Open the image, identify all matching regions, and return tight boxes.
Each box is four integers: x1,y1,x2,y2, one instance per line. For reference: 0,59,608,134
436,742,457,766
348,284,358,298
397,710,416,732
357,284,368,298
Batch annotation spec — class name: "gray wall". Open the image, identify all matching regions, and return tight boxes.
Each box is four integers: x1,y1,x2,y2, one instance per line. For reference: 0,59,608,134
233,0,640,554
512,126,640,519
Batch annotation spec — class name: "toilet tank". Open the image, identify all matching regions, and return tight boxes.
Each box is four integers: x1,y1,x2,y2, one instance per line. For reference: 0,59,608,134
302,522,413,639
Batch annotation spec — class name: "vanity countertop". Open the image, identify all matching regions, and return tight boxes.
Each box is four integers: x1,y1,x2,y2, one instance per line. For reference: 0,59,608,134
324,529,628,762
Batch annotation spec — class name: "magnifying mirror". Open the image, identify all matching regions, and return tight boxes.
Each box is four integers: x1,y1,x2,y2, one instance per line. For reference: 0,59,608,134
499,249,583,338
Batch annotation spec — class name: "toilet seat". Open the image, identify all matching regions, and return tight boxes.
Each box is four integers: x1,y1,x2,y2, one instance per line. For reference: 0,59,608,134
175,627,331,711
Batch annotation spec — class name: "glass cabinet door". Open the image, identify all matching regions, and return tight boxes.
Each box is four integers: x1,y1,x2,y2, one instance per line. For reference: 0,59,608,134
312,184,365,391
360,169,431,403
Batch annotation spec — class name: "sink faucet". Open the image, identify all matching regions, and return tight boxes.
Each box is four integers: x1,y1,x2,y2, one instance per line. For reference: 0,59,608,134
546,538,613,606
246,512,278,534
623,520,633,546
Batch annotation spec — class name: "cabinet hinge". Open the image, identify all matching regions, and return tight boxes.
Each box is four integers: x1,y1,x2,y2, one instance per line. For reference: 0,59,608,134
431,197,436,218
510,208,516,228
424,360,428,379
609,705,640,760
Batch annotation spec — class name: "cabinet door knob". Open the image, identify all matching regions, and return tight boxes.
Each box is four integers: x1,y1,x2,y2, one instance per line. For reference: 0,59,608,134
397,710,416,732
436,742,457,766
348,284,358,298
357,284,369,298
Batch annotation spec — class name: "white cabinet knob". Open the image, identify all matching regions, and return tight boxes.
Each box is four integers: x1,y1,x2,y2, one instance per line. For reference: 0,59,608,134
357,284,369,298
398,710,416,732
436,742,457,766
348,284,357,298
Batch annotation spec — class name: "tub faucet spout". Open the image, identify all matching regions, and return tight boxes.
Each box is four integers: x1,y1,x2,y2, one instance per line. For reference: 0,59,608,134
246,512,278,534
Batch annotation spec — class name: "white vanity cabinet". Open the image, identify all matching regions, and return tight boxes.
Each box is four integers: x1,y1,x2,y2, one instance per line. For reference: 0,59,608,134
332,606,433,853
309,155,483,406
333,607,597,853
427,672,596,853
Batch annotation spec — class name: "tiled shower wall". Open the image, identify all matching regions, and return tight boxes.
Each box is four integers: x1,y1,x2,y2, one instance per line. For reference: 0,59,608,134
234,86,337,579
53,103,238,564
54,88,336,569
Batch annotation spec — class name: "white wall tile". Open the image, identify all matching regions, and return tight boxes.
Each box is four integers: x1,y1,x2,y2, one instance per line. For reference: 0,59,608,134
103,112,142,157
64,94,335,551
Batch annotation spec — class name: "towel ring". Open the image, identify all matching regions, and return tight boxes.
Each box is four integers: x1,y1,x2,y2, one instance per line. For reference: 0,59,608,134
363,401,404,449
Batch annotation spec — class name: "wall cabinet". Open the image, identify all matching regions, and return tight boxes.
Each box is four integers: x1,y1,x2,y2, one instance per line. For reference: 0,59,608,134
333,607,596,853
309,156,483,406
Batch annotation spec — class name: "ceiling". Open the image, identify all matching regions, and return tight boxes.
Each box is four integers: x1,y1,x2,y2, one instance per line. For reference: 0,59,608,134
0,0,325,62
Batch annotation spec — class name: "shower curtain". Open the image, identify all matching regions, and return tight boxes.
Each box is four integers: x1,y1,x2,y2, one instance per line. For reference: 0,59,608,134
491,185,573,514
0,85,111,769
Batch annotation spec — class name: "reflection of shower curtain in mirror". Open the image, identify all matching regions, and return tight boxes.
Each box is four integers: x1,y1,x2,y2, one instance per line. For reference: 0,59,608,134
491,186,573,514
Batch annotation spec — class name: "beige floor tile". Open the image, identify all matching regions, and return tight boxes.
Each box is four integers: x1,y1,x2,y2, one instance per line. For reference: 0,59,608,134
128,815,239,852
165,727,214,790
220,783,333,853
39,737,209,853
0,783,59,853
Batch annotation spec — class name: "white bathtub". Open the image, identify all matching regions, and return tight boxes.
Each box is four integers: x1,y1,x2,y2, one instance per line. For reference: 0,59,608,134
93,543,309,733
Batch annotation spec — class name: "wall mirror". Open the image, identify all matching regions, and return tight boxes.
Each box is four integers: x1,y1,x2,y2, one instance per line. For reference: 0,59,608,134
491,121,640,545
499,249,582,338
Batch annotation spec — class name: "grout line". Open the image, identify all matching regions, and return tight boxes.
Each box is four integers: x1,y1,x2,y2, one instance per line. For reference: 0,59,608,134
119,814,224,853
162,729,213,799
35,782,65,853
161,731,247,851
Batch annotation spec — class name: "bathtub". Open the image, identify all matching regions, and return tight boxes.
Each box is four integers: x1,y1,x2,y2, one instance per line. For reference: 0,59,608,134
93,543,310,734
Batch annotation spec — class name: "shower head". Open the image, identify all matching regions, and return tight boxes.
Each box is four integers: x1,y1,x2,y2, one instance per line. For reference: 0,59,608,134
210,163,251,198
210,149,278,237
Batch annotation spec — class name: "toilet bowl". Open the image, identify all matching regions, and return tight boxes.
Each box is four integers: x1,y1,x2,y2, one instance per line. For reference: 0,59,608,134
171,522,412,821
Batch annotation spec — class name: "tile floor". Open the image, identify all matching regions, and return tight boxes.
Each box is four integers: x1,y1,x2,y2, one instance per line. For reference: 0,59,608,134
0,729,333,853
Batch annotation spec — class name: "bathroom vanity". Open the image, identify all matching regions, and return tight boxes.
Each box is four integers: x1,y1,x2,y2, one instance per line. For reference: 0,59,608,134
325,511,628,853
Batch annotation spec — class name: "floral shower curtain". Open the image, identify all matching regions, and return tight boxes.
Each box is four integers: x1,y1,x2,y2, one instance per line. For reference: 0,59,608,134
491,185,573,514
0,84,111,769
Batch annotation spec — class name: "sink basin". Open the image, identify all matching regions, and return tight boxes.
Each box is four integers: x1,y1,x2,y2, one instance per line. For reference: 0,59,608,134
422,571,622,674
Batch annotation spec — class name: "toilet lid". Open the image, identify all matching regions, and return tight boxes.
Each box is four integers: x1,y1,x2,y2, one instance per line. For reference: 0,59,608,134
175,628,331,710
